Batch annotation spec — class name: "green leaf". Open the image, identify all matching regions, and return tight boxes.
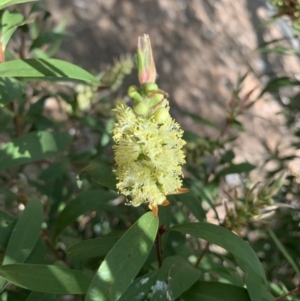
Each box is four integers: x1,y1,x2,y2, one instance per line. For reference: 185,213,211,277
151,256,201,301
182,130,200,142
0,264,92,294
85,212,159,301
259,45,296,55
235,256,274,301
0,59,99,84
0,0,38,9
39,160,70,181
231,119,245,132
221,150,235,163
0,186,16,208
78,161,117,190
172,193,206,221
0,106,14,129
25,291,58,301
1,10,23,51
25,237,47,265
0,131,72,170
2,199,43,265
217,162,256,177
30,32,70,50
182,281,251,301
0,210,16,248
169,222,267,301
0,199,43,291
119,270,158,301
268,229,300,279
55,190,118,236
260,77,300,96
170,223,266,279
67,236,120,259
0,78,25,107
181,111,219,130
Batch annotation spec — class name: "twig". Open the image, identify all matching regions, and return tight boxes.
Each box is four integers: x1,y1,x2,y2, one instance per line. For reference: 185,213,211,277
9,5,28,137
219,117,231,139
194,242,210,268
275,285,300,301
155,225,166,268
40,230,64,261
20,31,26,59
19,3,28,59
10,102,22,137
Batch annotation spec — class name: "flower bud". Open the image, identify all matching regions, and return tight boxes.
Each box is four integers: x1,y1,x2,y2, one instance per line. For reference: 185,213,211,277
133,102,149,115
137,34,157,84
149,93,164,106
128,85,143,102
153,107,169,123
143,82,158,93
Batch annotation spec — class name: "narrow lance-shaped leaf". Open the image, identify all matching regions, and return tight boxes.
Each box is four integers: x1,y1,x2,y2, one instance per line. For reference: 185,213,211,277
30,32,71,50
0,131,72,171
237,257,275,300
182,281,251,301
151,255,201,301
67,236,120,260
169,223,268,301
0,264,92,294
268,229,300,279
260,77,300,96
217,162,256,177
0,78,25,107
77,161,117,190
0,0,39,10
1,10,23,51
118,270,158,301
181,110,219,130
0,210,17,248
0,199,43,291
170,223,266,279
25,291,59,301
55,190,118,236
172,193,206,221
85,212,159,301
0,59,99,84
2,199,43,265
0,107,14,129
0,11,33,53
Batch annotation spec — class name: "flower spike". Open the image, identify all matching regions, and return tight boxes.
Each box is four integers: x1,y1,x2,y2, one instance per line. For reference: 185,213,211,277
113,35,188,216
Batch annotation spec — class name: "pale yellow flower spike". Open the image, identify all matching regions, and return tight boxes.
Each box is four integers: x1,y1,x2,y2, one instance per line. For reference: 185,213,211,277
112,35,188,216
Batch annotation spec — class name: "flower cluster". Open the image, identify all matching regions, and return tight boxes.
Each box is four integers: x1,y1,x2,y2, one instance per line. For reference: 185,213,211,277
112,34,187,215
113,101,185,214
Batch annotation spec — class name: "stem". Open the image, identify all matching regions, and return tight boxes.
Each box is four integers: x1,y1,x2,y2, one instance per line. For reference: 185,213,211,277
219,117,231,139
19,4,27,59
275,285,300,301
10,4,28,137
194,242,210,268
155,225,166,268
20,31,26,59
40,230,64,261
155,235,162,268
10,102,21,137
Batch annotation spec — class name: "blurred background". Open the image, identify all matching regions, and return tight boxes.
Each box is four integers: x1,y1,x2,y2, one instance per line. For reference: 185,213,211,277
45,0,300,172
